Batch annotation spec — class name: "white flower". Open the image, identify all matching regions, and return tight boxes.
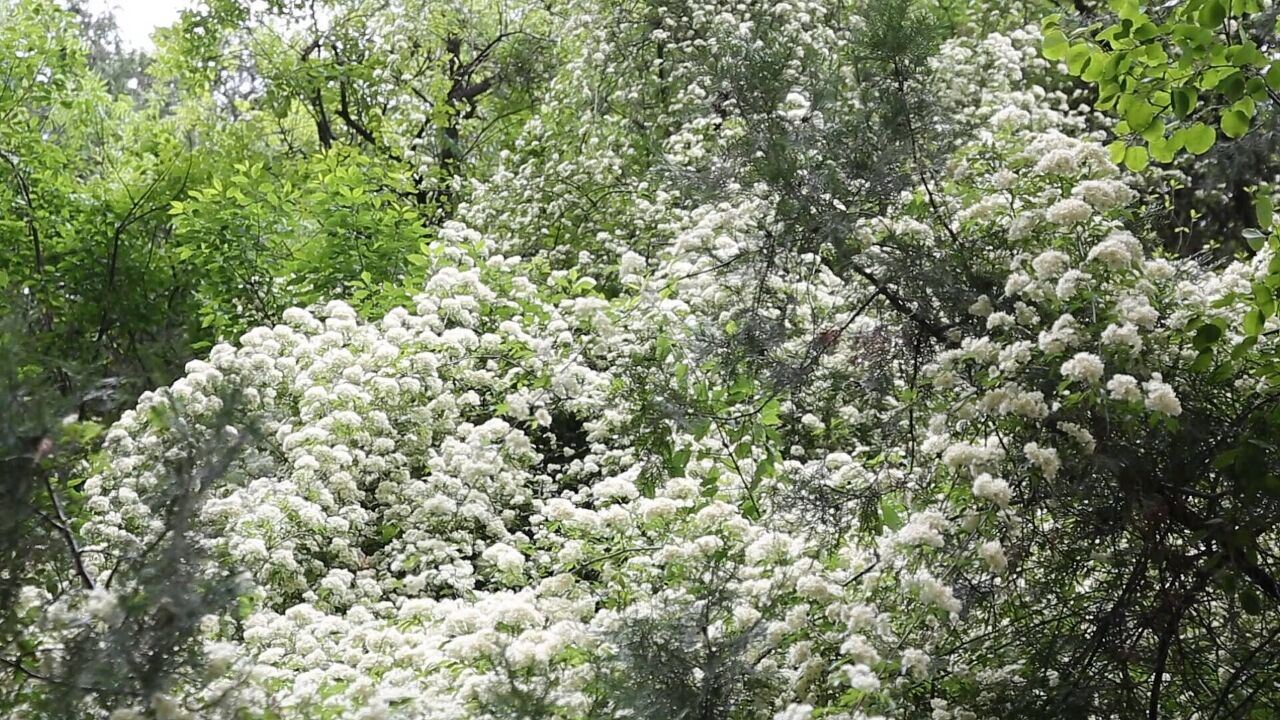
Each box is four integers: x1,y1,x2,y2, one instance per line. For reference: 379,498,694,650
1054,269,1092,301
1117,294,1159,328
1107,373,1142,403
911,572,962,615
901,648,931,678
1143,374,1183,416
1058,421,1097,454
986,312,1015,330
1087,230,1142,268
839,634,881,665
1075,179,1136,210
1060,352,1104,384
972,473,1012,508
774,704,815,720
85,587,125,627
1045,198,1092,225
1023,442,1060,479
967,295,993,317
1101,322,1143,353
1033,149,1078,176
1039,314,1082,354
779,91,811,122
977,540,1008,573
481,543,525,575
1031,250,1070,278
841,663,881,692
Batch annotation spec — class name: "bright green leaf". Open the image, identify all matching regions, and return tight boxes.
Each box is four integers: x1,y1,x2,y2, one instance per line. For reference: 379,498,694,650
1221,110,1250,139
1124,145,1150,172
1184,122,1217,154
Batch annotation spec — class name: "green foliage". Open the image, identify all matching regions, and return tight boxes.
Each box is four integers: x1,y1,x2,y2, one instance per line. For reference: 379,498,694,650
169,151,425,345
1043,0,1280,162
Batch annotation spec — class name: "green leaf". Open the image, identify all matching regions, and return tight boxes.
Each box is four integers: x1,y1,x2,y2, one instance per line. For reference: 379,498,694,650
1257,194,1274,230
655,334,673,362
1240,587,1263,616
1244,308,1265,335
1042,30,1070,60
1149,135,1177,163
1254,282,1275,316
1190,350,1214,372
1184,122,1217,154
1123,145,1150,172
1218,71,1246,101
668,448,692,475
1198,0,1227,28
1108,140,1128,165
1245,228,1268,252
1081,50,1108,81
1221,110,1250,139
728,374,753,403
1067,43,1093,75
879,495,905,531
1171,87,1198,118
1125,101,1156,132
1194,322,1223,348
759,397,782,427
1267,63,1280,92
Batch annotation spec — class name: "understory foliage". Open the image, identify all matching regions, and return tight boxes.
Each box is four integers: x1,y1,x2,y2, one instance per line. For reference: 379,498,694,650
2,0,1280,719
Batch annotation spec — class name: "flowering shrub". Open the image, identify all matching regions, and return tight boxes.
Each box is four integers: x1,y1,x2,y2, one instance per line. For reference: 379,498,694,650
8,0,1280,718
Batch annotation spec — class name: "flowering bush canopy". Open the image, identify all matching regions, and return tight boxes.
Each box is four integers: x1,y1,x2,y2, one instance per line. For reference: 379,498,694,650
3,0,1280,719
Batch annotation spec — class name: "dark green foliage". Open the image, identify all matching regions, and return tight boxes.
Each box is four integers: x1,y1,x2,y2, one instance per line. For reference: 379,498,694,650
0,329,256,717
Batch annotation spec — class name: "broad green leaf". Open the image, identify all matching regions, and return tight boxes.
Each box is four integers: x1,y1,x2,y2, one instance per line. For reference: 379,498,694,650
1198,0,1227,28
1108,140,1128,165
1258,194,1275,230
1125,101,1156,132
1244,308,1265,335
1042,30,1070,60
1123,145,1150,172
1221,110,1250,139
759,398,782,427
1184,122,1217,154
1171,86,1197,117
1194,322,1223,348
1067,43,1093,75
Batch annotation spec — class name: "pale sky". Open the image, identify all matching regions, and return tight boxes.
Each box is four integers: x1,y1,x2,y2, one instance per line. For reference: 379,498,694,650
86,0,193,50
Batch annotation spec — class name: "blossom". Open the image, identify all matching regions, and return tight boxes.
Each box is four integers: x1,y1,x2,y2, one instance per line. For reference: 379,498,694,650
1054,269,1092,301
1107,374,1142,403
841,663,882,692
1060,352,1104,384
1074,179,1136,210
901,648,931,678
1087,231,1142,268
1023,442,1060,479
1033,149,1078,176
972,473,1012,508
978,540,1008,573
1045,198,1092,225
1143,374,1183,416
481,543,526,574
774,705,815,720
1030,250,1070,278
1101,322,1143,354
967,295,993,317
